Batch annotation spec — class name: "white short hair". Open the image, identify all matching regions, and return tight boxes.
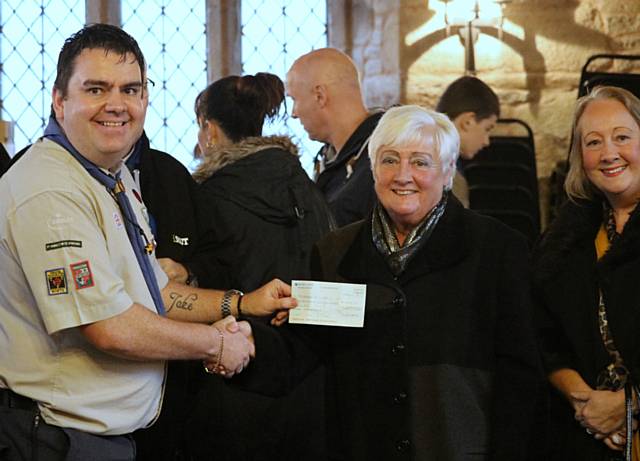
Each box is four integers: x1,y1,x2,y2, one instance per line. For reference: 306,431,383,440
368,105,460,190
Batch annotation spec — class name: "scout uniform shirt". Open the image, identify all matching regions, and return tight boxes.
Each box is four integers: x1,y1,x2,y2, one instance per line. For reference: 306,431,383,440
0,138,168,435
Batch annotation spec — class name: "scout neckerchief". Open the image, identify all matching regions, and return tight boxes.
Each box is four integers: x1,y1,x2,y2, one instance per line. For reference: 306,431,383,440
44,117,165,316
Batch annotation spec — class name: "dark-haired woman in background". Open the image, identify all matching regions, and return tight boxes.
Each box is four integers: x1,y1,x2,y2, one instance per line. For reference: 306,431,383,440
190,72,334,291
162,72,334,461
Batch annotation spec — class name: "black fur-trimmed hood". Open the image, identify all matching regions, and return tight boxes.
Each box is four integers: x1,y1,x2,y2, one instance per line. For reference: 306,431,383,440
534,199,640,283
193,135,298,183
192,135,321,226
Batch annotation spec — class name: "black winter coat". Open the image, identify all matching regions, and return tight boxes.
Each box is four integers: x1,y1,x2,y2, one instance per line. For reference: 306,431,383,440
534,199,640,461
190,135,334,291
315,112,383,227
186,136,334,461
245,196,543,461
130,133,204,262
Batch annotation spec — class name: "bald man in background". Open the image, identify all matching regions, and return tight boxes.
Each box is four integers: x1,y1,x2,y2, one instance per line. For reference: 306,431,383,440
287,48,383,227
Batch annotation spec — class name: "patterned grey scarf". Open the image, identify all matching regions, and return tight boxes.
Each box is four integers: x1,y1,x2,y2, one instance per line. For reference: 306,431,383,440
372,194,447,276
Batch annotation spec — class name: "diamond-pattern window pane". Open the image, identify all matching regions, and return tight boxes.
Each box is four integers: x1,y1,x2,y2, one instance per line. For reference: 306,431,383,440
0,0,85,154
242,0,327,175
122,0,206,170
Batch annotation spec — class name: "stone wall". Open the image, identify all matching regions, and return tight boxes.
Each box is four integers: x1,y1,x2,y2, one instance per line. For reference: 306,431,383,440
345,0,640,226
329,0,403,109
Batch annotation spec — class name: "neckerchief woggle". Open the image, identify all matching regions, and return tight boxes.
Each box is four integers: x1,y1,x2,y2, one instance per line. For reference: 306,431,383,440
44,117,165,316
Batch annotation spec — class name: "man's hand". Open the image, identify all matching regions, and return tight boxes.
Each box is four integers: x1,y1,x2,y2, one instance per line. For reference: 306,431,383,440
242,278,297,323
271,310,290,327
158,257,189,284
203,316,254,378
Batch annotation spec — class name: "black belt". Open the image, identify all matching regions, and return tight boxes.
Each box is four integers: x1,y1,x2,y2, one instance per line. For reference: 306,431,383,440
0,387,38,411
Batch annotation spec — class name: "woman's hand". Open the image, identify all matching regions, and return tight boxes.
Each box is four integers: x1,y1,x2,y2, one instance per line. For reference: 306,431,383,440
571,389,626,435
569,390,590,414
203,316,255,378
549,368,593,413
599,431,626,451
602,416,638,451
158,257,189,284
242,278,297,323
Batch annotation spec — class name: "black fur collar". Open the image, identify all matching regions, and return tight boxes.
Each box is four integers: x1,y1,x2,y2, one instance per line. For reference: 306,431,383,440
193,135,298,183
534,199,640,282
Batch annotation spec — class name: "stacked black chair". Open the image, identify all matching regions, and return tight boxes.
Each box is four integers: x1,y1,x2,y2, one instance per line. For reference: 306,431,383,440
547,160,568,225
578,54,640,99
462,118,540,245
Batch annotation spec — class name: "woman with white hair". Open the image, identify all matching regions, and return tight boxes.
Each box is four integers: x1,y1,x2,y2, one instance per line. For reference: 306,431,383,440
245,105,542,461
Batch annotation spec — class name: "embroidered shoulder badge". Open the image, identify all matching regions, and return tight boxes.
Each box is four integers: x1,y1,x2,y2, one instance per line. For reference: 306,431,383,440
45,268,68,295
70,260,95,290
45,240,82,251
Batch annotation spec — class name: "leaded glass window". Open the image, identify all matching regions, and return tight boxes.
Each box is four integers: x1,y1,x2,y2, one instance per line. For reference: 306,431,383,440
0,0,85,153
122,0,206,169
241,0,327,174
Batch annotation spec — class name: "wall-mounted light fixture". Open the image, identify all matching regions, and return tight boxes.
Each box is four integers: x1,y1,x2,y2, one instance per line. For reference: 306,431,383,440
441,0,511,75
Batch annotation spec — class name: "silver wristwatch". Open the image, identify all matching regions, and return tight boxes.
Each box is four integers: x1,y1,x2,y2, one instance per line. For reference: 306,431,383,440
221,289,243,318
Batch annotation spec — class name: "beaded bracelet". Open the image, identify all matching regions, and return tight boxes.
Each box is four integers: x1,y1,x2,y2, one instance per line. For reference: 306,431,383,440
204,326,225,375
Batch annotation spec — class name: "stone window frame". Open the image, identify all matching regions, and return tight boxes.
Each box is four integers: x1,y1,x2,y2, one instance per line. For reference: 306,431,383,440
0,1,399,155
91,0,402,151
91,0,401,106
89,0,349,84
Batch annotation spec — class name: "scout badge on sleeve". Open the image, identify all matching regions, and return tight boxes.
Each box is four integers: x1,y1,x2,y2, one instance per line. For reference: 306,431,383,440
45,268,68,295
70,260,95,290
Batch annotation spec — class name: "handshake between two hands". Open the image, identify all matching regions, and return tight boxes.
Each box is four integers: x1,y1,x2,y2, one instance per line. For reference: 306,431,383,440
202,277,298,378
203,316,255,378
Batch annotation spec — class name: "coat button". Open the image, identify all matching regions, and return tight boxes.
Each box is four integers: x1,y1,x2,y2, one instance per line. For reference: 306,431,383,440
393,392,407,404
391,343,405,355
396,439,411,452
392,296,404,308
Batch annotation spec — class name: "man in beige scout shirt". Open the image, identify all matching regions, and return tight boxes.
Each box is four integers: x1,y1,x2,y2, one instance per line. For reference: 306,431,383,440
0,24,295,461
